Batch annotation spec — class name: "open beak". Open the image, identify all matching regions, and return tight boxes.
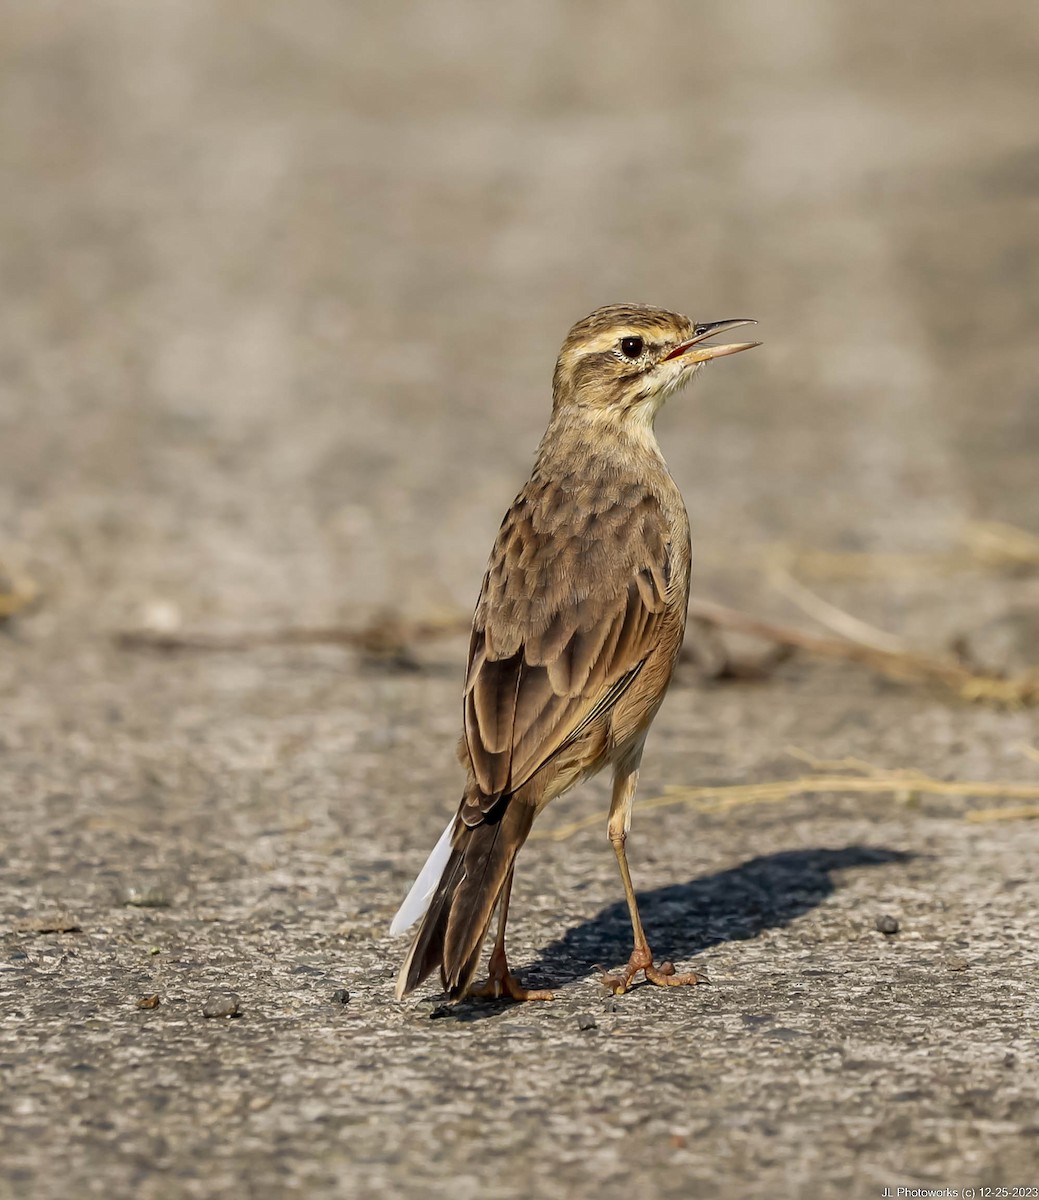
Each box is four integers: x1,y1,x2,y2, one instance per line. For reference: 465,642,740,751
662,318,760,364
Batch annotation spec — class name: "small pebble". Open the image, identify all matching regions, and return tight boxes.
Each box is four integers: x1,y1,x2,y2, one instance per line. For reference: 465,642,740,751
202,990,241,1018
331,988,351,1005
139,600,182,634
136,994,160,1010
875,914,900,935
575,1013,597,1031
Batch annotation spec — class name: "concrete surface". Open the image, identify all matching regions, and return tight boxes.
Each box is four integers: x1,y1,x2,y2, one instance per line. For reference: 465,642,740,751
1,2,1038,1198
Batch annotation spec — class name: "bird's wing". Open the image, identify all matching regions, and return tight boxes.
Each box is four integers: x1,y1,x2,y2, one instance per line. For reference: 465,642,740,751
462,474,675,818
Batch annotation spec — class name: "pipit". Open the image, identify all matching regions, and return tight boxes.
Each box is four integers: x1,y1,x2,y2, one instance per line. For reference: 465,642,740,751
391,303,759,1001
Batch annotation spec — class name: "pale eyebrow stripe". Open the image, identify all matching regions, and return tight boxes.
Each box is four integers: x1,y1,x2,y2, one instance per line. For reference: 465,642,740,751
574,328,667,355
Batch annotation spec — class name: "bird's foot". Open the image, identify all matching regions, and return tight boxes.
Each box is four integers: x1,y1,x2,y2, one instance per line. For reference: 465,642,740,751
469,948,554,1002
599,945,707,995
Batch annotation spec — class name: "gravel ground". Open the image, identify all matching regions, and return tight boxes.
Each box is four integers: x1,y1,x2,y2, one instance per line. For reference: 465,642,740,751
2,3,1038,1198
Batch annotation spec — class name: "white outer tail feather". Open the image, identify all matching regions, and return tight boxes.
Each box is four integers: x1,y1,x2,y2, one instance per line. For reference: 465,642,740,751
389,818,455,937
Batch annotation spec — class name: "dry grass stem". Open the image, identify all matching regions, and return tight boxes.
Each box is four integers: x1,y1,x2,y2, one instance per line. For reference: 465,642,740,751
960,519,1039,570
687,598,1039,707
1017,742,1039,766
767,566,907,652
533,757,1039,843
966,805,1039,822
758,520,1039,581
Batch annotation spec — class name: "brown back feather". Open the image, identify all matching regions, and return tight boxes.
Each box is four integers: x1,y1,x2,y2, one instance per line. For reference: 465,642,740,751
462,471,672,818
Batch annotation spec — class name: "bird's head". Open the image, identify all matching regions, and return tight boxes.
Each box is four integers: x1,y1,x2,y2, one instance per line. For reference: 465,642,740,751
551,303,758,426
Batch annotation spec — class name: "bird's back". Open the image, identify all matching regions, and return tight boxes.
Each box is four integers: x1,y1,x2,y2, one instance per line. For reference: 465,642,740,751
461,420,691,818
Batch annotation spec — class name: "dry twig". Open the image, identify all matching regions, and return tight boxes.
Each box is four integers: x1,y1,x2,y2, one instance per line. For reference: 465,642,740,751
116,530,1039,707
686,598,1039,707
116,612,470,660
117,595,1039,706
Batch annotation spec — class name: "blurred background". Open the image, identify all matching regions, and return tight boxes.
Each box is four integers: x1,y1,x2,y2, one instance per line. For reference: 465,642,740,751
2,3,1039,1197
2,0,1036,640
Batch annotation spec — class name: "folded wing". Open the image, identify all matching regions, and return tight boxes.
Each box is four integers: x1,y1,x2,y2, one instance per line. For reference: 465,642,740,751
462,475,673,822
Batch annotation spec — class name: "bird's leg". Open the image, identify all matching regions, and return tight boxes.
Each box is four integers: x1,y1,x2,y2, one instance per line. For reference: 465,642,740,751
469,867,553,1001
600,762,705,995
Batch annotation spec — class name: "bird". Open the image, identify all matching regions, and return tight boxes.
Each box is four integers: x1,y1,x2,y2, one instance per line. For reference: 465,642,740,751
390,303,759,1002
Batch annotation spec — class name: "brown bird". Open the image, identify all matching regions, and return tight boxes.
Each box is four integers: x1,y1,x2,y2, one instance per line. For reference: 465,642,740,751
391,303,759,1001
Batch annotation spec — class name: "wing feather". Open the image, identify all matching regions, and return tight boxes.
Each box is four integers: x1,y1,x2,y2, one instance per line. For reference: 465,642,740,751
463,474,676,805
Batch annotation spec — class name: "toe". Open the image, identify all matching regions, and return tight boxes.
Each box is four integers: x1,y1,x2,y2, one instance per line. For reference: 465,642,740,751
645,964,705,988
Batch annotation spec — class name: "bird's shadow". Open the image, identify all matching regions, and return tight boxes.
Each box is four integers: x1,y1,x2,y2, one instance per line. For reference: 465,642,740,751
433,844,912,1023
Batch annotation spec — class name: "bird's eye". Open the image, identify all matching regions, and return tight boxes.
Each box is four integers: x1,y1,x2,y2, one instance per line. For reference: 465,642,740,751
620,336,644,359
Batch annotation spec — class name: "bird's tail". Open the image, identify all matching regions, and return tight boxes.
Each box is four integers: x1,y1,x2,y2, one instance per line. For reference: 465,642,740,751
393,797,534,1001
